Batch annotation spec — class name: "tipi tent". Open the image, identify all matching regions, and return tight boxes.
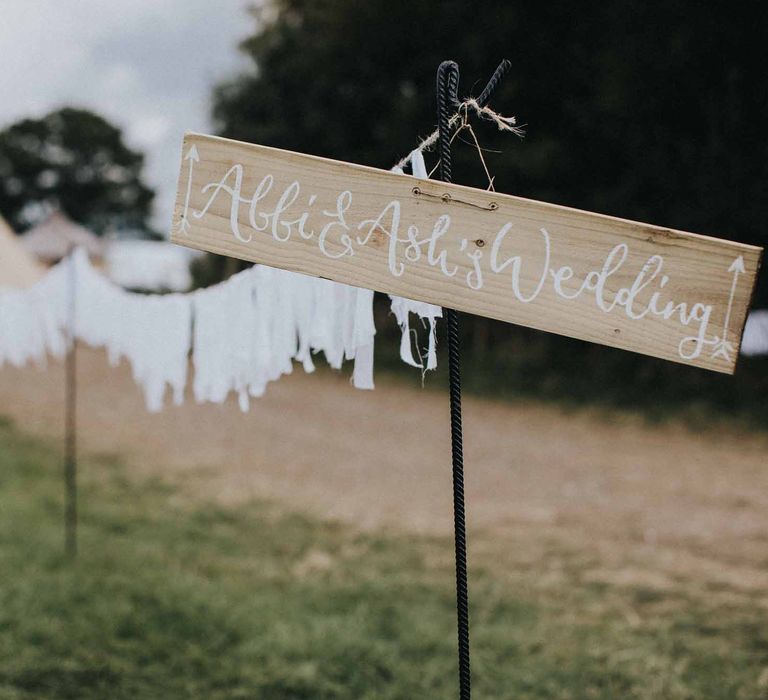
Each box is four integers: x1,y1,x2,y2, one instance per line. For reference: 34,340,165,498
20,211,103,265
0,214,45,288
105,239,198,292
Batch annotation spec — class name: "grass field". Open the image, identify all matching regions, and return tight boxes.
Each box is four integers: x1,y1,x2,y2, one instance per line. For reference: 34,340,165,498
1,417,767,699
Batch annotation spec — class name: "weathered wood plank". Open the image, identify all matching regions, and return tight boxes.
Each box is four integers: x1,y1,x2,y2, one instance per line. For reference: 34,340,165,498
171,132,763,374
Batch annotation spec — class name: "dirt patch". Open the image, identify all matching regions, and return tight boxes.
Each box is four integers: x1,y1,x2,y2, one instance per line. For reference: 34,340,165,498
2,346,767,600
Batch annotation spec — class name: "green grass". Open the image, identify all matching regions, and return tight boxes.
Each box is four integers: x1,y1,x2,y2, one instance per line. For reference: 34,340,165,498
1,418,766,699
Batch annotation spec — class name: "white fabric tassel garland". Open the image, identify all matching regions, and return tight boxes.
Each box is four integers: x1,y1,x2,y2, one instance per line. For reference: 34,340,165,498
3,243,767,414
0,232,438,412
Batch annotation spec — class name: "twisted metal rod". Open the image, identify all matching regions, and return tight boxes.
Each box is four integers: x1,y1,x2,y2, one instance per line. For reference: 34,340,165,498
65,247,77,559
437,59,470,700
476,59,512,109
437,58,510,700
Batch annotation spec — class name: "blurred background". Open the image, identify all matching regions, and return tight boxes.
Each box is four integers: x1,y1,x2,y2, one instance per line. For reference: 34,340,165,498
2,2,768,698
2,0,767,423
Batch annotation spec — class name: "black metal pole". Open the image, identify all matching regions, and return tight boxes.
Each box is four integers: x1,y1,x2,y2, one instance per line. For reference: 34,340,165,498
436,59,512,700
436,59,471,700
64,248,77,558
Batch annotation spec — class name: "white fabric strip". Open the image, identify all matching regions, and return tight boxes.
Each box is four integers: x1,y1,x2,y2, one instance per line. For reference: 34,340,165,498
741,310,768,356
389,150,443,371
70,249,192,412
192,265,255,410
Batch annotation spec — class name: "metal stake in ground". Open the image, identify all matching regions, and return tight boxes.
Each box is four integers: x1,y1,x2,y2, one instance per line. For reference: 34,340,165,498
436,58,512,700
64,248,77,558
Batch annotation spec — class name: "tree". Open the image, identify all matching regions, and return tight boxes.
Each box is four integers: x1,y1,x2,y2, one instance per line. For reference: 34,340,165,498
0,107,154,233
211,0,768,422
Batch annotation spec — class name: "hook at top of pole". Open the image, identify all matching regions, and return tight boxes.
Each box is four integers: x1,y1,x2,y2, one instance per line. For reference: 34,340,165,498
437,59,512,111
437,60,461,111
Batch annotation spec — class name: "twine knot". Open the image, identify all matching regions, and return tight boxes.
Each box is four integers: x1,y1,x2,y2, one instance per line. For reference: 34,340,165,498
393,97,524,174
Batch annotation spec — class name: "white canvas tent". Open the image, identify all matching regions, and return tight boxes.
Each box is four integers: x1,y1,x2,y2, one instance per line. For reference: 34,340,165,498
105,239,198,292
0,214,45,288
20,211,103,265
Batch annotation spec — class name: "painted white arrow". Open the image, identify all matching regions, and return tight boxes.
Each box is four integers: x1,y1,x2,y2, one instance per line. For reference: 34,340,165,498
711,254,746,362
178,144,200,234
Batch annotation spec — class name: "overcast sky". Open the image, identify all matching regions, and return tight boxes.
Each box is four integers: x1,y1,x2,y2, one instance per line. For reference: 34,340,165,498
0,1,254,232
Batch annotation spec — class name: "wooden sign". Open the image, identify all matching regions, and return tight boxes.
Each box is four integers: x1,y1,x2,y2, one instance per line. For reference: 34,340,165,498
172,132,762,374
